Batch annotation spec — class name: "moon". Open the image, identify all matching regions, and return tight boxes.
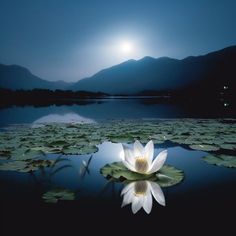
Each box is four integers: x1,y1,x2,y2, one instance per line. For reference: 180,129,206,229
120,41,133,54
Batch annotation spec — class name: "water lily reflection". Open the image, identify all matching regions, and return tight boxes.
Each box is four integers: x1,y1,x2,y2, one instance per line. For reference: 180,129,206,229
121,140,167,175
121,180,165,214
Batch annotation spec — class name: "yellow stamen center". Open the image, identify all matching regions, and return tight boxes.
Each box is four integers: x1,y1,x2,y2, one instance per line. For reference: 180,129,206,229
135,157,148,173
134,181,148,196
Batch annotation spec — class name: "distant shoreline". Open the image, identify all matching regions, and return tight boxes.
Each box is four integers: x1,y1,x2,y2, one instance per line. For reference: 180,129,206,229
0,87,234,109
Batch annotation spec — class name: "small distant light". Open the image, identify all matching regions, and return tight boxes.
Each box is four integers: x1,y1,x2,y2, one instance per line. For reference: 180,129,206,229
223,86,228,90
224,103,229,107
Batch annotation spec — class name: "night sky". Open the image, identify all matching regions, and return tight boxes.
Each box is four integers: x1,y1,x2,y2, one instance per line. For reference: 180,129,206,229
0,0,236,81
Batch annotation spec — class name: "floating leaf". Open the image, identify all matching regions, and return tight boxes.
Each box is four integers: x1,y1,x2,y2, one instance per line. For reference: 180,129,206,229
11,148,45,161
156,165,185,187
42,189,75,203
0,150,11,159
62,146,84,155
100,162,184,187
108,135,134,143
47,140,69,147
219,143,236,150
0,159,54,172
189,144,220,151
79,145,98,154
0,161,28,172
203,154,236,168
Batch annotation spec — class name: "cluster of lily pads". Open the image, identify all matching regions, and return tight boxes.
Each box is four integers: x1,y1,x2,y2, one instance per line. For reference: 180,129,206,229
0,119,235,167
0,119,235,205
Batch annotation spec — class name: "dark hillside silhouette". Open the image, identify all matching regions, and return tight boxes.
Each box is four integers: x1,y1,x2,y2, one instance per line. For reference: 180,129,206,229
0,88,108,107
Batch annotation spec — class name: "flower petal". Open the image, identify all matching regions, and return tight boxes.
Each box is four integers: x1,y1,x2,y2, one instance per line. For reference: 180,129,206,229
150,182,165,206
133,140,144,157
144,140,154,165
143,192,153,214
131,196,143,214
147,150,167,174
122,144,135,166
121,182,135,196
121,188,134,207
122,159,136,172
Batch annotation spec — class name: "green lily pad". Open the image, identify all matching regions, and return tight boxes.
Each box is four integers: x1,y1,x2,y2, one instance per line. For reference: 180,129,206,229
219,143,236,150
100,161,184,187
157,165,185,187
42,189,75,203
203,154,236,168
78,145,99,154
11,148,46,161
189,144,220,151
108,135,134,143
0,150,11,159
47,140,69,147
62,146,83,155
0,159,54,172
0,161,28,172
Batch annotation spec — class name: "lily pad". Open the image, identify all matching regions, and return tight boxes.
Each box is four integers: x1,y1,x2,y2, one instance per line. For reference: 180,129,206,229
108,135,134,143
203,154,236,168
11,148,46,161
157,165,185,187
42,189,75,203
0,161,28,172
0,159,54,172
62,145,84,155
0,150,11,159
47,140,69,147
100,162,184,187
219,143,236,150
78,145,99,154
189,144,220,151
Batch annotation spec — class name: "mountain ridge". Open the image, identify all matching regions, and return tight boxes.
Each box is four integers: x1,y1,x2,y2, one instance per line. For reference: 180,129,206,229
0,45,236,94
0,64,74,90
71,45,236,94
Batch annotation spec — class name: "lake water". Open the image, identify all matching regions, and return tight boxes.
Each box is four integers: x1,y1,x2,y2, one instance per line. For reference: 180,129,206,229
0,98,235,126
0,99,236,234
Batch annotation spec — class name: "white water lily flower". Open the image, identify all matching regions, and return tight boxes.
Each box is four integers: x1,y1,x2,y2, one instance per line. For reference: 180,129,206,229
121,180,165,214
120,140,167,174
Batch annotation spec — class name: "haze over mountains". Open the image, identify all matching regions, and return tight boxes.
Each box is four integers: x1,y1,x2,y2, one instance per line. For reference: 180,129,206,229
71,45,236,95
0,46,236,95
0,64,74,90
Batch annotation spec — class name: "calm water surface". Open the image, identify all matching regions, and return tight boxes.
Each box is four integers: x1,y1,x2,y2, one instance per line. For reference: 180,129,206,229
0,99,235,234
0,98,235,126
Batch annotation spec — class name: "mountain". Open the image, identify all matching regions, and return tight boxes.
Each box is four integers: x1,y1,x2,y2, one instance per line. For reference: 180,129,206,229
1,45,236,95
71,46,236,95
0,64,73,90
